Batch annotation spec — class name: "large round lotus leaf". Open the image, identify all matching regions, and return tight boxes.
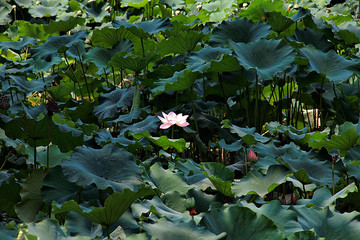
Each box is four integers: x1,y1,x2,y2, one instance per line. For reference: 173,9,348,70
143,219,226,240
231,165,291,198
0,37,36,51
209,18,271,46
292,206,360,239
61,144,143,192
293,28,334,52
201,205,284,240
230,39,295,80
299,45,356,83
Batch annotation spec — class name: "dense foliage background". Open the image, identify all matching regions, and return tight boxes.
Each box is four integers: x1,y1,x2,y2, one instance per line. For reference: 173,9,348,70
1,0,360,239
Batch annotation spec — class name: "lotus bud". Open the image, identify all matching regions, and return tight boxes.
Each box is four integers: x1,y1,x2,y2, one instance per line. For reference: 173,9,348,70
247,150,258,162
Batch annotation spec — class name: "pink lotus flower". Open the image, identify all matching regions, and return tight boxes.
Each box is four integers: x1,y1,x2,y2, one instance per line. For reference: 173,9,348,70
247,150,258,162
158,112,190,129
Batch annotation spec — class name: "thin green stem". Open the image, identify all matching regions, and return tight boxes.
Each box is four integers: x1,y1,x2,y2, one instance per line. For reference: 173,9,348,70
190,87,199,135
0,150,12,171
332,162,335,195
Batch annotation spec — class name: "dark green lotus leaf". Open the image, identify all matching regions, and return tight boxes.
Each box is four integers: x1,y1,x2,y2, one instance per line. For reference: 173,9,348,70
175,159,202,176
222,120,269,145
0,229,16,240
292,205,360,239
230,39,295,80
186,46,232,72
92,27,139,49
84,1,109,22
336,24,360,45
64,212,102,239
157,31,204,55
308,128,360,157
113,18,172,38
27,218,92,240
266,11,294,33
298,183,357,208
161,191,192,212
110,52,158,73
299,45,356,83
207,54,243,72
120,115,159,135
84,40,133,69
27,145,71,168
15,169,47,223
287,230,318,240
201,162,234,196
41,166,79,204
266,121,309,142
1,115,83,152
0,37,36,51
16,20,49,41
281,148,338,186
143,219,226,240
31,31,88,59
132,196,190,222
219,139,243,152
240,200,303,237
152,69,197,95
290,7,310,21
94,129,140,148
44,17,86,34
293,28,334,52
209,18,271,46
232,165,291,198
93,87,134,120
53,186,154,226
201,205,284,240
146,162,192,195
24,56,62,73
0,177,21,217
62,144,143,192
110,108,142,124
9,75,45,93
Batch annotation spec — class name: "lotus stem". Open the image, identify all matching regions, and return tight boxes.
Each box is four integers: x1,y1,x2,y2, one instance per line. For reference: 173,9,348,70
190,87,199,135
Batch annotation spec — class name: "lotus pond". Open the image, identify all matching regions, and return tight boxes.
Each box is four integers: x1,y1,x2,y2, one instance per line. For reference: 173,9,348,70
1,0,360,239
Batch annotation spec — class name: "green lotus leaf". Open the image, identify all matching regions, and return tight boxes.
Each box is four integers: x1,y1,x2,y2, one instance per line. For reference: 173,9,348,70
53,186,155,226
130,130,187,152
112,18,172,38
121,0,148,8
299,45,356,83
0,1,13,25
219,139,243,152
146,162,192,195
15,169,47,223
95,129,140,148
281,147,339,186
41,166,79,204
157,31,204,55
110,52,158,73
293,28,334,52
15,0,32,8
201,205,284,240
44,17,85,34
266,11,294,33
28,1,68,18
120,115,159,135
31,31,88,59
308,128,360,156
93,87,134,120
239,0,285,22
222,120,269,145
64,212,103,239
110,108,142,124
232,165,291,198
1,115,83,152
84,40,133,69
0,178,21,218
240,200,303,237
27,218,92,240
209,18,271,46
290,7,310,22
143,219,226,240
16,20,49,41
287,230,318,240
84,1,109,22
292,206,360,239
297,183,357,208
152,69,197,95
27,145,71,168
92,27,139,49
24,56,62,73
132,196,190,222
62,144,143,192
186,46,232,73
161,191,192,212
9,75,45,93
0,37,36,51
201,162,234,196
230,39,295,80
